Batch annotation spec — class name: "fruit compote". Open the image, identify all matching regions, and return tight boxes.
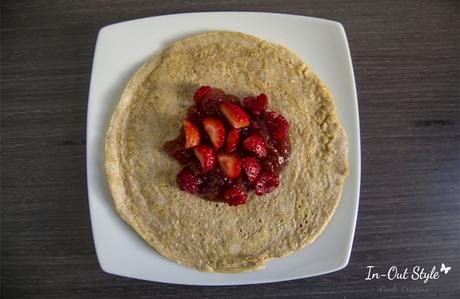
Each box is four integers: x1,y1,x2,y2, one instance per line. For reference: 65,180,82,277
163,86,291,206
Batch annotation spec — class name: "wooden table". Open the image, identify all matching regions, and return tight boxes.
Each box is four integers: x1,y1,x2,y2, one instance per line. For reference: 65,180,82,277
2,1,459,298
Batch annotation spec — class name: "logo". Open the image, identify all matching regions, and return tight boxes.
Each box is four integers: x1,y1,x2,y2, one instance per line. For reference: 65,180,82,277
365,263,452,284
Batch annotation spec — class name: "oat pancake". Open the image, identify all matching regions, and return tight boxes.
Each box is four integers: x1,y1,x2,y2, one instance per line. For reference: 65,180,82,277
105,31,348,272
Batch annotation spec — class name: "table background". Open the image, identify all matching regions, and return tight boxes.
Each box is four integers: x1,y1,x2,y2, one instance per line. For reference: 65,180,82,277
2,0,459,298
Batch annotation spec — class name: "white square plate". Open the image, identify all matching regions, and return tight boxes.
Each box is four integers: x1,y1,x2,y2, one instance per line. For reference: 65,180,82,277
87,12,361,285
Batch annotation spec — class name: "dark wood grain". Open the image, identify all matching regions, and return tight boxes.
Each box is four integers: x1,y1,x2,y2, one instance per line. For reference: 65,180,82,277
1,0,459,298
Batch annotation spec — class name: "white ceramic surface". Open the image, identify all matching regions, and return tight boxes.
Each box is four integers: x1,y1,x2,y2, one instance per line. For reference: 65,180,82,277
87,12,361,285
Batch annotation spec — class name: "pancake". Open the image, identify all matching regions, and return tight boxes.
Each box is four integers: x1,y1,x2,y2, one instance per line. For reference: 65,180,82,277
105,31,348,272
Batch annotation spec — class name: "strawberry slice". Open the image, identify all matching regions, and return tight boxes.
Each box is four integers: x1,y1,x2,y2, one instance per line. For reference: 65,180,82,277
193,145,215,172
219,102,250,128
225,128,240,152
243,134,267,158
242,157,261,185
194,86,212,104
202,118,225,150
217,153,242,179
183,119,200,148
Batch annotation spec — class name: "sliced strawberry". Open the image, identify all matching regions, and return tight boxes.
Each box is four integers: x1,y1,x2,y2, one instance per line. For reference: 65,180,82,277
254,171,279,196
219,102,250,128
193,145,215,172
225,128,240,152
242,93,267,115
243,134,267,158
217,153,242,179
242,157,261,185
193,86,212,104
183,119,201,148
202,118,225,150
224,185,247,206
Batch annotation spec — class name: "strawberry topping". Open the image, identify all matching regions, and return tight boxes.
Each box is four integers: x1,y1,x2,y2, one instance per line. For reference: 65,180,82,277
243,134,267,158
164,86,290,205
193,86,212,104
219,102,250,128
202,118,225,150
183,119,201,148
225,128,240,152
193,145,215,172
217,153,242,179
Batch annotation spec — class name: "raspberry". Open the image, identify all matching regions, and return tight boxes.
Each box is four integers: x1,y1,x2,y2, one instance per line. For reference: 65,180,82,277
242,93,267,115
254,171,279,196
266,111,280,123
266,111,289,142
242,96,256,110
265,173,280,192
176,167,204,194
242,156,261,185
193,86,212,104
224,185,247,206
275,115,289,138
274,127,288,142
276,114,289,128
